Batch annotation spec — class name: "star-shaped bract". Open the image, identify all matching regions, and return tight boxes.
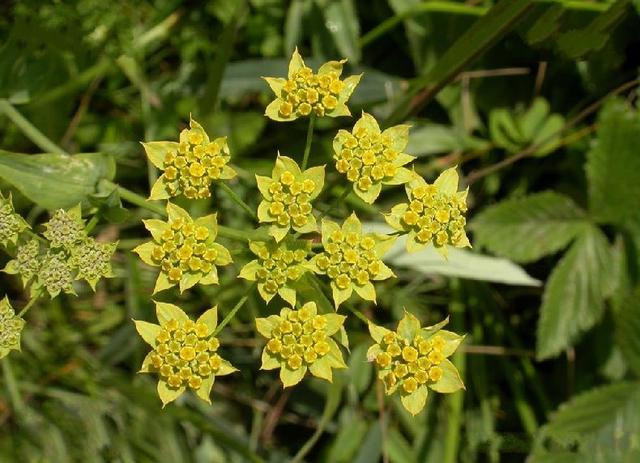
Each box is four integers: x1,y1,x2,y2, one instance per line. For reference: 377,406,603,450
134,302,237,407
256,302,346,387
263,48,362,121
256,155,324,242
308,213,396,309
367,311,465,416
143,116,236,200
333,112,414,203
133,202,232,294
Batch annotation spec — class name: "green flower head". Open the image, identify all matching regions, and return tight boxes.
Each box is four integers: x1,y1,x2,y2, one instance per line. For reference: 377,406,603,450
308,213,396,309
263,48,362,121
367,311,465,416
256,302,346,387
37,251,76,297
385,167,470,258
0,297,25,359
42,205,86,250
134,303,237,407
256,155,325,242
133,202,233,294
239,239,310,306
143,116,237,200
0,191,29,247
334,112,414,204
3,239,42,288
69,237,117,290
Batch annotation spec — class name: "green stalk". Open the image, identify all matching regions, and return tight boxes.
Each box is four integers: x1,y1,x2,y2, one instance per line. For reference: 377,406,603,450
85,215,100,234
18,290,42,317
346,304,371,325
301,114,316,170
317,187,351,221
218,182,257,220
214,285,255,336
0,99,67,155
2,358,25,417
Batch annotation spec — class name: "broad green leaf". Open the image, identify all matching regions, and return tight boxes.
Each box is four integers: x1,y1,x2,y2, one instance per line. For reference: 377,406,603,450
364,223,541,286
471,191,587,263
134,320,160,346
322,0,361,63
586,98,640,226
400,385,428,416
405,123,489,157
615,286,640,377
536,225,612,360
327,414,368,463
0,151,115,209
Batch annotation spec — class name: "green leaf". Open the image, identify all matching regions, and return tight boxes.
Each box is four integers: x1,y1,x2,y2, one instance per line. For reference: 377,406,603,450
430,359,465,393
280,364,307,387
197,307,218,333
406,123,489,157
322,0,361,63
471,191,587,263
0,151,115,209
157,381,184,408
397,310,420,341
133,320,160,346
400,385,428,416
364,223,541,286
155,302,189,325
615,286,640,377
586,98,640,226
536,225,612,360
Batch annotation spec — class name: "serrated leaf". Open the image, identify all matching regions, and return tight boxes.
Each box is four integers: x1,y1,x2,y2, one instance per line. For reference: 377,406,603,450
471,191,587,263
0,151,115,209
586,98,640,226
536,225,612,360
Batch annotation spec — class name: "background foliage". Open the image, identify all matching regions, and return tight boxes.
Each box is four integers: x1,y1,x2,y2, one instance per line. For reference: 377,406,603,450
1,0,640,461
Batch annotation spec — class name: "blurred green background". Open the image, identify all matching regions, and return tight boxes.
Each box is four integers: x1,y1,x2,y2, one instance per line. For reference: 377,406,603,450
1,0,640,462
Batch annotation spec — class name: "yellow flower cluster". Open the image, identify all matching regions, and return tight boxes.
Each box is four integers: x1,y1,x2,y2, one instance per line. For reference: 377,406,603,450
265,171,315,227
333,112,414,203
146,318,223,391
375,331,445,393
264,306,332,370
239,240,308,305
264,48,361,121
143,117,236,201
151,217,217,283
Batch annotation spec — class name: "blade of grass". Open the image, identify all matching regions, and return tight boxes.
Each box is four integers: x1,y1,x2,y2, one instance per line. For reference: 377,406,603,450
0,99,67,155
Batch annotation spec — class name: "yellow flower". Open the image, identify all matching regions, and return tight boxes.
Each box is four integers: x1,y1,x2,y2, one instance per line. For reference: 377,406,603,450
256,155,325,242
308,213,396,308
385,167,470,258
239,239,309,306
0,297,25,359
133,202,232,294
333,112,414,203
263,48,362,121
367,311,465,416
256,302,346,387
135,302,237,407
142,116,237,200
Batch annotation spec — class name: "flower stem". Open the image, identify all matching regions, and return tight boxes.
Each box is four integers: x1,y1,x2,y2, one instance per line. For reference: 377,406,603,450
318,187,351,221
214,284,255,336
0,99,68,155
346,304,371,325
18,290,42,317
2,358,25,417
218,182,257,220
85,215,100,234
301,114,316,170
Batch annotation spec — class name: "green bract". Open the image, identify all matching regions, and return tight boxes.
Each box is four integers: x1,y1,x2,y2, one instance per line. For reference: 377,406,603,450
134,302,237,407
0,192,29,247
143,116,237,200
385,167,470,258
256,155,325,242
308,213,396,308
0,297,25,359
263,48,362,121
367,311,465,416
333,112,415,204
255,302,346,387
133,202,232,294
239,239,310,306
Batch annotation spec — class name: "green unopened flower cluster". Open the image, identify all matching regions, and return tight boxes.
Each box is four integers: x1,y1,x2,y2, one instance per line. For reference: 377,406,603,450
135,302,236,406
0,297,25,359
256,155,324,241
134,202,232,294
256,302,346,387
368,312,465,415
0,192,29,247
334,112,415,203
309,214,395,308
264,48,361,121
239,240,309,306
4,204,116,297
143,117,237,200
386,167,470,257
